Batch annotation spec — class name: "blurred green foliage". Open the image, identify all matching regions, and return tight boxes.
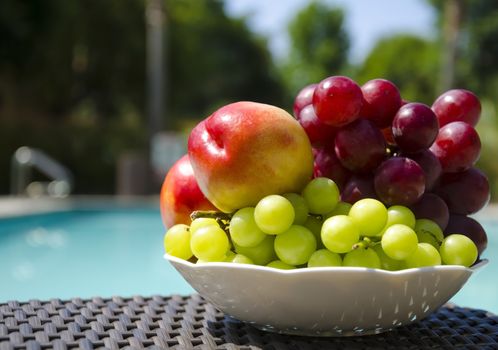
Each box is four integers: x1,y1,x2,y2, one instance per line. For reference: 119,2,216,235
0,0,146,119
283,1,349,95
0,0,148,193
355,35,439,104
0,0,285,194
461,1,498,199
282,0,498,199
0,0,497,198
166,1,285,126
430,0,498,199
423,0,498,198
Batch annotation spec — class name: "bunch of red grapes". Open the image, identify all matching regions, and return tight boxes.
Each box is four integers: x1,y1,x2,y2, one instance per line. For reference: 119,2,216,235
294,76,489,256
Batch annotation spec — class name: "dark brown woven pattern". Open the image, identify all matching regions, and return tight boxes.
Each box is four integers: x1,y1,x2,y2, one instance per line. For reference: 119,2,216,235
0,295,497,350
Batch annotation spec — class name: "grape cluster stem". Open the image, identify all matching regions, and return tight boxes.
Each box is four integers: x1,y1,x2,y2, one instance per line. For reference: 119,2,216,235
352,237,380,250
190,210,233,234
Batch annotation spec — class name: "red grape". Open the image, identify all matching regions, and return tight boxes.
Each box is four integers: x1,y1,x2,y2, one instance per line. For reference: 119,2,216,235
341,175,377,204
313,76,363,127
313,145,351,190
392,103,439,153
444,215,487,256
430,121,481,173
374,157,425,206
409,193,449,230
360,79,402,128
435,167,490,215
298,105,337,147
432,89,481,127
334,119,386,173
293,83,317,118
404,150,442,191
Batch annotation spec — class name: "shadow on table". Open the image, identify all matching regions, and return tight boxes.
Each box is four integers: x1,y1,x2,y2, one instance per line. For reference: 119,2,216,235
205,306,498,349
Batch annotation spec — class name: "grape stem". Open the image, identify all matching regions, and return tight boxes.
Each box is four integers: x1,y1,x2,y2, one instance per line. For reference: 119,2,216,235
190,210,233,221
190,210,233,234
352,237,380,250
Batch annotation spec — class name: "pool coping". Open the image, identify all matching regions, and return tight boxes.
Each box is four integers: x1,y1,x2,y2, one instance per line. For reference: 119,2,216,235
0,196,160,218
1,196,497,221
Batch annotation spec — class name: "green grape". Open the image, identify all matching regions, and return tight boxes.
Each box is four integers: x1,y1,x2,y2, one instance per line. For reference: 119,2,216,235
303,215,324,248
234,235,276,265
190,225,229,262
254,195,295,235
190,218,219,236
349,198,387,236
381,224,418,260
343,248,381,269
321,215,359,253
307,249,342,267
283,193,309,225
302,177,340,214
164,224,192,260
266,260,296,270
386,206,416,228
324,201,352,219
274,225,317,265
417,232,440,249
226,253,254,265
224,250,236,262
405,243,441,268
372,244,404,271
439,234,478,267
379,206,416,236
414,219,444,249
229,207,266,247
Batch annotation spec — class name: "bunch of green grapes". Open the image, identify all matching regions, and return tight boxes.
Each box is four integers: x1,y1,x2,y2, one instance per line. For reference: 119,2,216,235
164,177,479,270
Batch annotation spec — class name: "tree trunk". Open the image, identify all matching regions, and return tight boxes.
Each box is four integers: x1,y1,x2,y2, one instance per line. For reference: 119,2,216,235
440,0,464,92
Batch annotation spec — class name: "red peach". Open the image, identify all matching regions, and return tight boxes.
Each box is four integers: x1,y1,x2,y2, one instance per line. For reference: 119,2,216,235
188,101,314,212
160,154,217,228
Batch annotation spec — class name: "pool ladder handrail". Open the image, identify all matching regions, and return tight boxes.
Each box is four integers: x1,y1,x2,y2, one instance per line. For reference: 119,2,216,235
10,146,74,197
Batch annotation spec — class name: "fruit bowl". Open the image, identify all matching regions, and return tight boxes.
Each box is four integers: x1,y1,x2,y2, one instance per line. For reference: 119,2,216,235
165,254,487,336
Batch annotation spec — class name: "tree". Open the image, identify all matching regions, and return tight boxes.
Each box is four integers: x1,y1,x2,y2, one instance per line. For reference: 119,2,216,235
439,0,464,91
427,0,498,96
0,0,147,121
283,1,349,96
427,0,498,198
0,0,286,194
165,0,285,126
355,35,439,104
464,2,498,198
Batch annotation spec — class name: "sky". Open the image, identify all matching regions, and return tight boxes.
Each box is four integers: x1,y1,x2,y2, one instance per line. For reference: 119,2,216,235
224,0,436,64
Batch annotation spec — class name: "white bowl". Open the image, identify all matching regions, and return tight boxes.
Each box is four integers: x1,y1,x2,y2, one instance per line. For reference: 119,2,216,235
165,254,487,336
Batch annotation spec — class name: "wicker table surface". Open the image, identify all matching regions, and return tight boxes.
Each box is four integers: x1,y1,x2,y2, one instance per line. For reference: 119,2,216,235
0,294,497,350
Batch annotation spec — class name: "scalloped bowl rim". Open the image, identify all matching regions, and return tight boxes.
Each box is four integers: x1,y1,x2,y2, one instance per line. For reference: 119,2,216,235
164,253,488,274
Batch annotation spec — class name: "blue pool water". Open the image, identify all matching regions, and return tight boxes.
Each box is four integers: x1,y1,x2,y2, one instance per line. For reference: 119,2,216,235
0,207,497,313
0,207,194,302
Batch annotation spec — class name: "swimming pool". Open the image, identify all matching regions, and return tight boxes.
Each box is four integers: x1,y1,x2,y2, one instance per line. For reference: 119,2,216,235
0,204,497,313
0,206,194,301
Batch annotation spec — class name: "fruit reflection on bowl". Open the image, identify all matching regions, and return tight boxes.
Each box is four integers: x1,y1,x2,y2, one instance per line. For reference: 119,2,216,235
165,254,487,337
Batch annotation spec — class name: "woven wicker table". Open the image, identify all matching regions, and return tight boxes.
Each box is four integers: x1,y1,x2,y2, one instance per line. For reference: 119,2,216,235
0,295,497,350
